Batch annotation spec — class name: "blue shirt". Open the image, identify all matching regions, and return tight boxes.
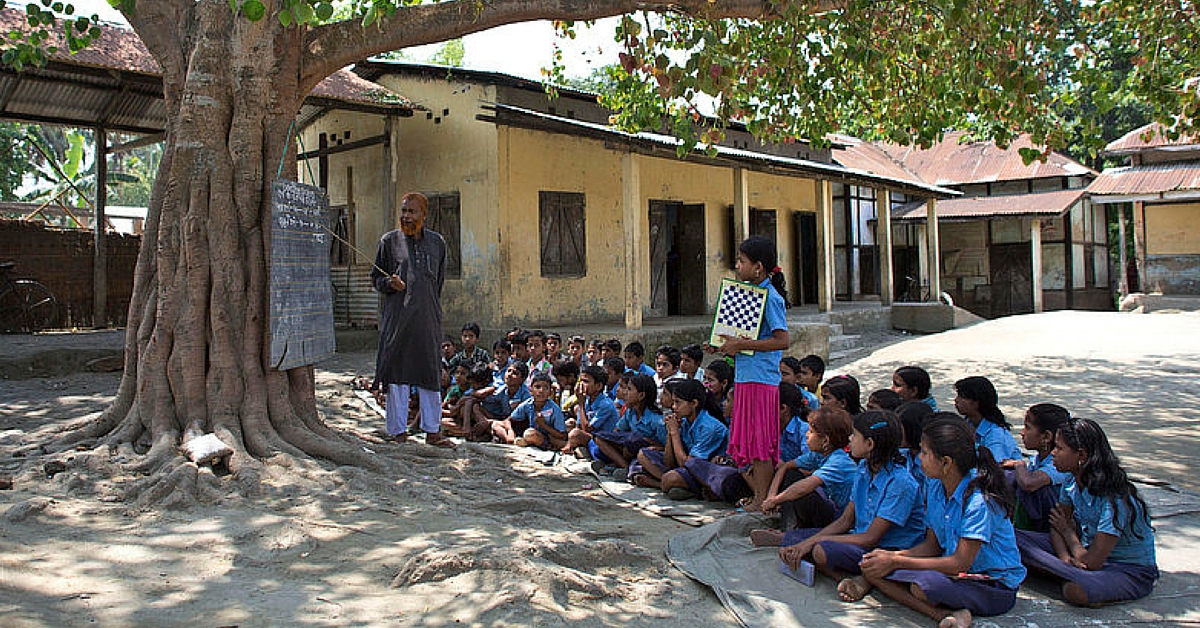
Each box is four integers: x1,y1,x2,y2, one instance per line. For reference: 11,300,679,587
679,410,728,461
922,396,938,411
511,398,567,436
925,470,1026,589
734,279,787,385
1059,479,1157,567
616,405,667,445
1026,452,1071,488
795,448,857,511
800,388,820,412
851,460,925,550
583,393,620,433
779,415,810,463
975,419,1022,462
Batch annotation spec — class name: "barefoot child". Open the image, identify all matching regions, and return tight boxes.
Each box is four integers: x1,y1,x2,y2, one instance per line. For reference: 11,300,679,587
1015,418,1158,606
565,365,620,457
760,406,857,531
859,416,1025,628
593,374,666,476
634,379,728,498
954,376,1021,462
1002,403,1072,531
774,411,925,603
712,235,790,511
476,362,531,443
512,373,568,450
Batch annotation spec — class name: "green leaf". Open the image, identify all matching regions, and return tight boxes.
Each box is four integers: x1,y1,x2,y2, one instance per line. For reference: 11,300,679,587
241,0,265,21
292,1,313,24
64,132,84,179
278,8,292,26
315,2,333,21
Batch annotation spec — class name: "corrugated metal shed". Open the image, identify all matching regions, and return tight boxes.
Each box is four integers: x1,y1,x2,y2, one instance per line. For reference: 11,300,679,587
1103,122,1200,155
830,135,924,183
1087,161,1200,200
877,131,1094,186
892,188,1085,222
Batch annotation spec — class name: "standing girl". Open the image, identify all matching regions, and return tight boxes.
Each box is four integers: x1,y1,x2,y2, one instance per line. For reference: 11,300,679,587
860,416,1025,628
776,411,926,604
1016,418,1157,606
953,376,1021,462
1002,403,1072,531
713,236,790,511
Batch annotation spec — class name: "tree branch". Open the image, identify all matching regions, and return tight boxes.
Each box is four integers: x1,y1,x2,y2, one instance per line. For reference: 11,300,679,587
301,0,830,91
124,0,190,94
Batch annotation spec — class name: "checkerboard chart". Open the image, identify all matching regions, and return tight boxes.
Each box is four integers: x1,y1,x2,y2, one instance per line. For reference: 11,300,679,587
716,284,766,332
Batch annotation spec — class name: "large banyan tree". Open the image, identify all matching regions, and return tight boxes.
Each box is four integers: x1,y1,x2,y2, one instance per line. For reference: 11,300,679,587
5,0,1196,503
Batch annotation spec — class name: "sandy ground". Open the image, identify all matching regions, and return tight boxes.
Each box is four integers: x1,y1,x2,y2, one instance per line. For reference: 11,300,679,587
1,309,1198,627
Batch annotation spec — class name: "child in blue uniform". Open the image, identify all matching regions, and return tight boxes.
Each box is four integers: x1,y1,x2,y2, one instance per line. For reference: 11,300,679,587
512,373,568,450
893,365,938,411
772,411,925,604
1016,418,1158,606
780,356,820,412
778,383,810,463
954,376,1021,462
634,379,728,499
1002,403,1072,531
860,416,1025,628
759,406,857,531
477,362,532,443
565,365,621,457
593,374,665,475
896,401,936,485
821,374,863,416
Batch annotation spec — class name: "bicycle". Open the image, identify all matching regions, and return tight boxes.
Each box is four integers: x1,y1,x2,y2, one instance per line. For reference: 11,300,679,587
0,262,60,333
898,275,955,306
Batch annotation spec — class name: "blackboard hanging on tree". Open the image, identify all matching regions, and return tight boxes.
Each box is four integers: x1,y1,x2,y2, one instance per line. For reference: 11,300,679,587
269,179,336,370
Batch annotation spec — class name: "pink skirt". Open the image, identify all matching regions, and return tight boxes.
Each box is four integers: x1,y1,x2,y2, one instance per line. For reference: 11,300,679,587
728,381,781,467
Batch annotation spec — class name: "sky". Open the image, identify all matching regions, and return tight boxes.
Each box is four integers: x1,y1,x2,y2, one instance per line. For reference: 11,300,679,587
59,0,621,82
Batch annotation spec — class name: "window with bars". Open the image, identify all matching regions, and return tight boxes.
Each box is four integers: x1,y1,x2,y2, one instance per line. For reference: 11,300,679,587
423,192,461,279
539,191,587,277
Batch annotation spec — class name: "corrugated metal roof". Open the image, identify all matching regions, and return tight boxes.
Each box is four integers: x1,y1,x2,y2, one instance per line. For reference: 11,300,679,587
893,188,1085,222
0,6,411,133
831,135,924,183
876,131,1094,186
488,103,959,198
1087,161,1200,198
1103,122,1200,155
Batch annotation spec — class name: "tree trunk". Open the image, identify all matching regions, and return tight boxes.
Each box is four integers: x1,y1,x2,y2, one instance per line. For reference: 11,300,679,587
55,1,386,505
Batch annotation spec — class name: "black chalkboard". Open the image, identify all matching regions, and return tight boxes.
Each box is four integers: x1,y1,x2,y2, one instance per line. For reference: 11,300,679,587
269,180,336,370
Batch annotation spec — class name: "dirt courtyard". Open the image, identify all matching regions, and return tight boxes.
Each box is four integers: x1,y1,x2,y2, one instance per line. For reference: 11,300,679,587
1,309,1198,627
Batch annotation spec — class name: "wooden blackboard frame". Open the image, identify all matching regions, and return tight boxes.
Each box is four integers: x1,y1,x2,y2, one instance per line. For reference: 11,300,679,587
269,179,336,370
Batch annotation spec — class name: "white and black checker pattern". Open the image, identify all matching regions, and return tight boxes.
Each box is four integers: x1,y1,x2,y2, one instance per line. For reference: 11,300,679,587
716,283,766,332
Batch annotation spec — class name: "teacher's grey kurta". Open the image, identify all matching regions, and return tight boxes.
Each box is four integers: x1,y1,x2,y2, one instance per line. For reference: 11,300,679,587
371,228,446,392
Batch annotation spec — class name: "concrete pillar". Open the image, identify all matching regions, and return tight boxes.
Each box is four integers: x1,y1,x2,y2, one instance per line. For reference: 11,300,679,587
1031,218,1044,313
878,189,894,305
1116,204,1128,295
383,117,395,228
733,167,750,245
623,152,643,329
926,197,941,299
93,125,108,328
816,180,836,312
1133,201,1146,290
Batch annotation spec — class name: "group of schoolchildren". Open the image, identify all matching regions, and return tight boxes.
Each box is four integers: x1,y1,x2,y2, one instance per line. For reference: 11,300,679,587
408,234,1157,628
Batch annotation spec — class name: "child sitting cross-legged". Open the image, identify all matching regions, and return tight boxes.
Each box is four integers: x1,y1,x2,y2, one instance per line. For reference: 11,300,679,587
593,374,666,478
471,361,531,443
760,405,857,531
766,411,926,604
631,379,729,499
505,372,567,450
565,365,621,457
1002,403,1072,532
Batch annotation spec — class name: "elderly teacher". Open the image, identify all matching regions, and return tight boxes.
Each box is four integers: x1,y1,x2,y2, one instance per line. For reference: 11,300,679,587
371,192,455,448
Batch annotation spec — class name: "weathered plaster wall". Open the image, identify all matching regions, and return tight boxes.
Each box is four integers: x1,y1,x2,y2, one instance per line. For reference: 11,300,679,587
1136,202,1200,294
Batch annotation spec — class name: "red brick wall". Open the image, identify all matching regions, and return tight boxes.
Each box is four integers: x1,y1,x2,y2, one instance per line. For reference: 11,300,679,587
0,219,139,328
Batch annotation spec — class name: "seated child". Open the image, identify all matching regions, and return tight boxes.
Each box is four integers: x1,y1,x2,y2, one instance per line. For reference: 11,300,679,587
654,344,686,391
778,382,810,463
442,364,470,410
762,406,857,531
600,338,622,365
442,364,491,437
633,379,730,500
770,411,925,604
1015,418,1158,607
680,344,705,381
551,359,581,418
896,401,936,485
1002,403,1072,531
867,389,904,412
821,374,863,416
593,374,667,475
567,335,588,368
471,361,531,442
511,372,568,450
860,416,1026,628
544,331,564,363
702,358,734,415
565,365,620,456
892,365,938,411
490,338,513,388
797,354,826,398
954,376,1022,462
624,341,656,377
781,356,820,411
603,357,626,401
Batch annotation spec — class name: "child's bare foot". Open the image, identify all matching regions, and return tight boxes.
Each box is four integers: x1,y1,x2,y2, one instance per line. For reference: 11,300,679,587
749,529,785,547
836,576,871,602
425,433,457,449
737,497,763,513
938,609,972,628
1063,582,1100,607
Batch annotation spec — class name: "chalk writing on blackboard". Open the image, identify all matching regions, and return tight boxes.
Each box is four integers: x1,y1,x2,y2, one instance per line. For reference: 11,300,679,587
269,180,336,370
